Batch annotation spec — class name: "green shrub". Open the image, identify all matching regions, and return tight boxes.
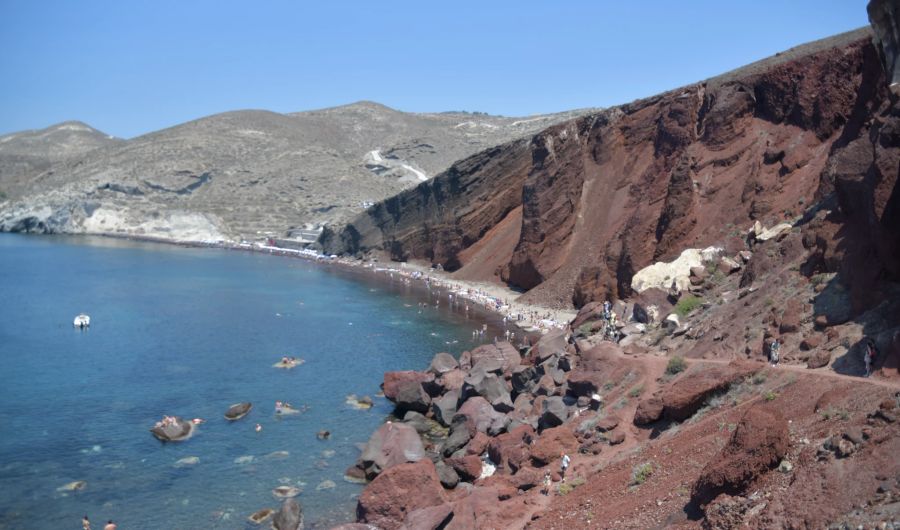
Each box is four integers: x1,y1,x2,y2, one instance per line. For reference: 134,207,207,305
630,462,654,485
764,390,778,401
666,356,687,375
674,295,702,317
751,373,767,385
628,385,644,398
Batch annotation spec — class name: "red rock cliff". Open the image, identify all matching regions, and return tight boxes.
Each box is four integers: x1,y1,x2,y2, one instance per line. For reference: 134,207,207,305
324,27,898,313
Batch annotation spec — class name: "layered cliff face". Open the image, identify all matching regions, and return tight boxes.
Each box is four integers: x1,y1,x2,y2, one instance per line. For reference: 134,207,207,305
329,27,897,312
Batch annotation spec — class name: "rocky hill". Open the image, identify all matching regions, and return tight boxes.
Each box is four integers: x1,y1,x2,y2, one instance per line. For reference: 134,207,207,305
0,121,122,200
323,26,899,324
0,102,589,241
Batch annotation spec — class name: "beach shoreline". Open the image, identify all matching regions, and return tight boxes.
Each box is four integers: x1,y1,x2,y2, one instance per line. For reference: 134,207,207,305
37,231,577,335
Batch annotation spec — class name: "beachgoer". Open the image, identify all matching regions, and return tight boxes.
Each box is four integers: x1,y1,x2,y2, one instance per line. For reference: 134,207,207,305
560,453,570,481
542,472,552,495
104,521,117,530
191,418,204,425
864,338,878,377
82,515,91,530
255,423,262,433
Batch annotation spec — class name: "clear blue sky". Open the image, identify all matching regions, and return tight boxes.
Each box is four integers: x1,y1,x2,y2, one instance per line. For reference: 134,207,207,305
0,1,870,139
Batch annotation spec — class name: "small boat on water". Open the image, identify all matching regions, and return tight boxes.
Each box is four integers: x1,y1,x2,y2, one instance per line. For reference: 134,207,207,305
73,314,91,328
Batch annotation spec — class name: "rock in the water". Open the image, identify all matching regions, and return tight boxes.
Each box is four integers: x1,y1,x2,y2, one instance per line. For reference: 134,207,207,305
248,507,274,525
57,480,87,492
150,417,194,442
316,479,336,491
356,459,446,530
224,402,252,421
272,498,303,530
174,456,199,468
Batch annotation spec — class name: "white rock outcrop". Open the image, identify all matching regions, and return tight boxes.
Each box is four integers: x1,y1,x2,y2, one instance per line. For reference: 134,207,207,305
631,248,703,293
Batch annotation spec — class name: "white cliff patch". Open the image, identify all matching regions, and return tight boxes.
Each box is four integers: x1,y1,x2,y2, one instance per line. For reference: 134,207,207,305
81,207,228,243
401,164,428,182
631,248,704,293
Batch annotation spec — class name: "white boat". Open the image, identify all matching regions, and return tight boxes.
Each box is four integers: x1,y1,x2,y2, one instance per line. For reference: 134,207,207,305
73,314,91,328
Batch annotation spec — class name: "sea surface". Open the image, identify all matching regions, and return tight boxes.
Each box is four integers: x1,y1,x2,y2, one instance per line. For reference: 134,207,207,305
0,234,503,529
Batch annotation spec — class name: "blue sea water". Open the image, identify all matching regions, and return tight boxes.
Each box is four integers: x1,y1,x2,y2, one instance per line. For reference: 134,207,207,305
0,234,503,529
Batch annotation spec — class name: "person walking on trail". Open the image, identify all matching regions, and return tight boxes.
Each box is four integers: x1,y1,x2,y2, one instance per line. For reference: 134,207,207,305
769,339,780,366
864,338,878,377
560,453,571,481
542,472,552,495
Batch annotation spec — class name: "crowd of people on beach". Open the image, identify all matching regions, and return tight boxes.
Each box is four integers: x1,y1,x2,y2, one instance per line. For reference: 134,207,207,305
369,263,571,337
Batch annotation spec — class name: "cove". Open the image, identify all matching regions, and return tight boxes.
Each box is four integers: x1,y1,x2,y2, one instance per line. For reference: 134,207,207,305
0,234,503,528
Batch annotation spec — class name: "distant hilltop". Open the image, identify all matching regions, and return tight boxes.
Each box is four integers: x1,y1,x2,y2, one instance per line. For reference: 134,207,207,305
0,102,592,242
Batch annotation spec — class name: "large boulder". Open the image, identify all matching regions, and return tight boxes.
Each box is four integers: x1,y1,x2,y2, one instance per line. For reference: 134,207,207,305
633,396,664,425
429,352,459,375
532,329,568,364
272,498,303,530
442,416,473,457
454,396,507,436
539,396,569,429
487,425,535,473
400,503,454,530
691,405,789,507
510,365,538,395
358,422,425,480
436,369,466,393
357,459,446,530
383,371,433,401
631,248,703,293
448,455,483,482
461,370,511,411
571,301,605,330
462,343,520,374
432,391,460,427
530,426,578,467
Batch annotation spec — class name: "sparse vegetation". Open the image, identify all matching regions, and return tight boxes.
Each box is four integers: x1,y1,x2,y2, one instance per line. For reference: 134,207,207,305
764,390,778,401
576,322,594,337
630,462,654,485
557,476,586,495
613,398,629,410
628,385,644,398
820,407,850,421
666,355,687,375
674,295,703,317
810,273,829,287
0,189,7,201
751,373,767,385
603,381,616,392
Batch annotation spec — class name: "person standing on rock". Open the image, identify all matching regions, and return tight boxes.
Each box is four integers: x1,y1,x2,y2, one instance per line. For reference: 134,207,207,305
560,453,571,481
864,338,878,377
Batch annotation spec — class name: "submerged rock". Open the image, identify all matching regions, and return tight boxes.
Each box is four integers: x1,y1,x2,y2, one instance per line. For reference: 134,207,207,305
57,480,87,492
224,402,252,421
247,507,274,525
174,456,200,468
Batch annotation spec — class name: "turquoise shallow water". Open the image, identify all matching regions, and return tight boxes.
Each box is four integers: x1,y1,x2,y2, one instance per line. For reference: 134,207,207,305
0,234,501,529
